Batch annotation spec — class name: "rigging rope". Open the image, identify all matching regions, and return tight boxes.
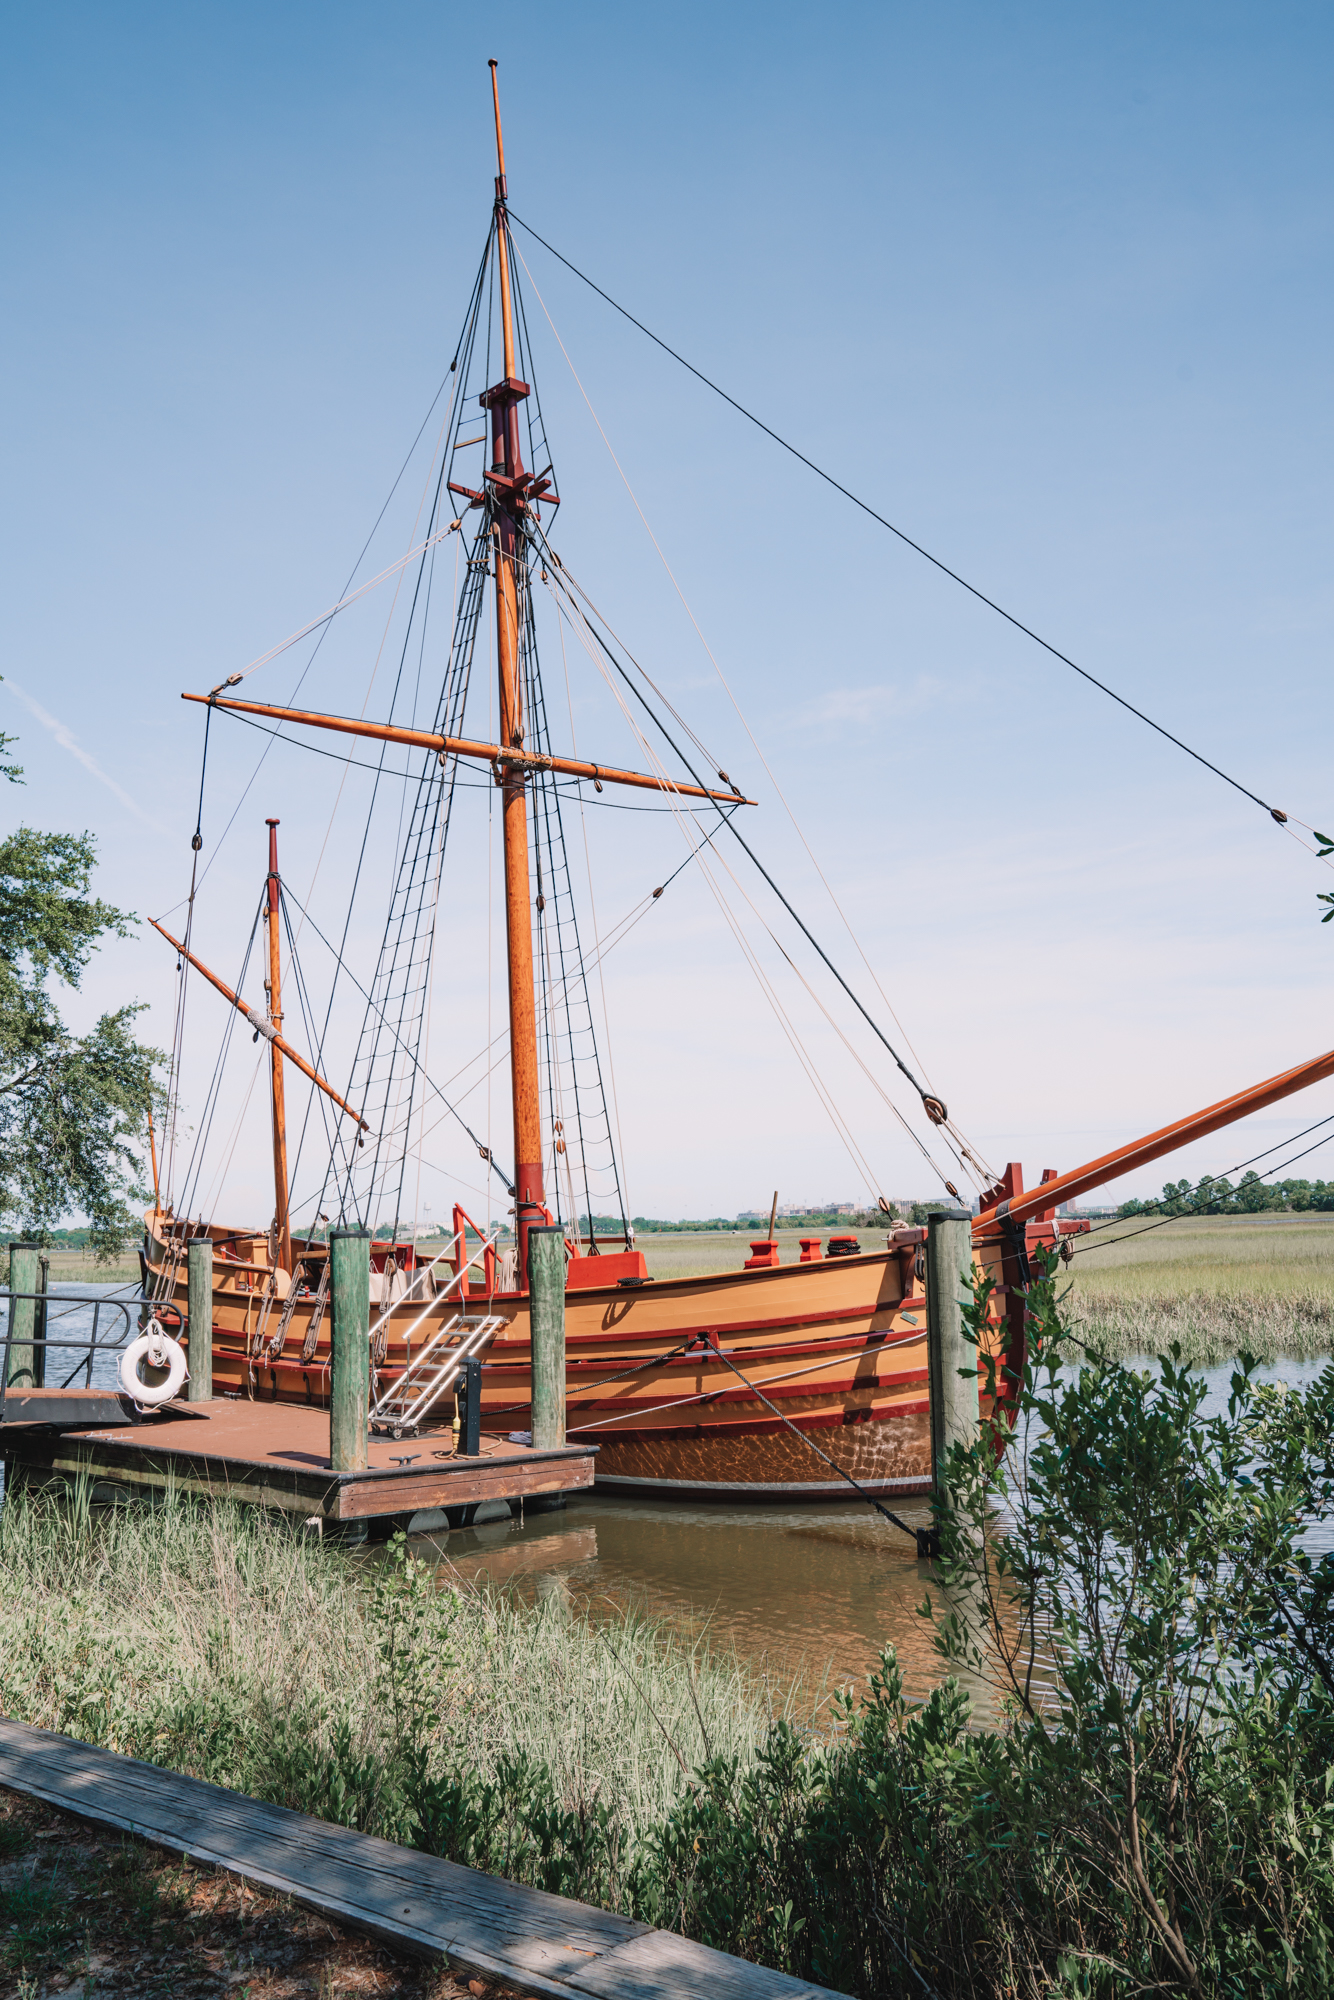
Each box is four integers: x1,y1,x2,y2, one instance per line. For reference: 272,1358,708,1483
538,559,895,1198
1068,1113,1334,1257
509,210,1325,861
280,883,515,1200
553,594,631,1218
536,535,967,1192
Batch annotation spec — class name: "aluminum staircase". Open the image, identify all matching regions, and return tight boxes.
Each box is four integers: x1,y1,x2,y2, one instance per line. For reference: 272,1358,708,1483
369,1312,505,1440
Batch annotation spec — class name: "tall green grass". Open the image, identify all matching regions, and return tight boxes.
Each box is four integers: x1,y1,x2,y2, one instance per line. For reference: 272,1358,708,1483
0,1479,773,1852
1073,1290,1334,1363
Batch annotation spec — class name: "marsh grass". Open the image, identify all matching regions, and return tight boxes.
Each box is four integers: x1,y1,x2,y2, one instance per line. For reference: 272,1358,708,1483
0,1479,774,1853
1064,1212,1334,1361
41,1250,140,1285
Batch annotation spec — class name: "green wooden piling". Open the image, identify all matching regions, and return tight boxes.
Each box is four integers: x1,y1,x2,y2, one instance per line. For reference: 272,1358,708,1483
187,1239,213,1403
527,1225,566,1450
34,1254,49,1390
6,1243,40,1389
329,1227,370,1472
926,1207,977,1508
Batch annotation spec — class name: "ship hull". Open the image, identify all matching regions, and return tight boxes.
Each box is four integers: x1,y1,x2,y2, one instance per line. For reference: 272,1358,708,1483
143,1215,1014,1501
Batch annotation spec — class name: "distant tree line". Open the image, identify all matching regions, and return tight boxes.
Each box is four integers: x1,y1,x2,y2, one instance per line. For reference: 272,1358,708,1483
585,1205,933,1235
1118,1168,1334,1218
15,1226,102,1248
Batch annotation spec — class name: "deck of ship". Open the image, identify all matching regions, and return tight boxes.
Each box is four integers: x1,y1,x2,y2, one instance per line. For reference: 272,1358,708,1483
0,1397,595,1531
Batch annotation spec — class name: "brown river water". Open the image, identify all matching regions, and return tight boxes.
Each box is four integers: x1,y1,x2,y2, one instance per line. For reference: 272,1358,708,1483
430,1492,946,1709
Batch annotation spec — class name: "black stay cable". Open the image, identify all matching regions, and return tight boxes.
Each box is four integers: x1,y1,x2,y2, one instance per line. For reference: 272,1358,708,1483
536,530,952,1134
191,705,211,853
1070,1115,1334,1258
510,209,1292,831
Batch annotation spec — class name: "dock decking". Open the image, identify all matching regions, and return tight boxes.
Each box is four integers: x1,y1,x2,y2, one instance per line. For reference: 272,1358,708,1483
0,1397,596,1525
0,1720,849,1999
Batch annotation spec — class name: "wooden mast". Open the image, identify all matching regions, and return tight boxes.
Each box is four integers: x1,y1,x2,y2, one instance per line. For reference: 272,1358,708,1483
265,818,292,1274
486,59,545,1286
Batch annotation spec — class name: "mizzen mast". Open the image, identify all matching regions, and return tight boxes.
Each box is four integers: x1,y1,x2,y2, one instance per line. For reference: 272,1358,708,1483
486,59,545,1284
265,818,292,1274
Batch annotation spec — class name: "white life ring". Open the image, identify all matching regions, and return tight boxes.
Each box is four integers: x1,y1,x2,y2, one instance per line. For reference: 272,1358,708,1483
119,1323,189,1407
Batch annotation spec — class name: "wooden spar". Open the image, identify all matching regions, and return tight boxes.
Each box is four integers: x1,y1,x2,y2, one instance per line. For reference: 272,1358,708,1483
486,59,544,1285
146,1102,161,1213
149,920,369,1135
179,693,753,807
974,1038,1334,1238
265,819,292,1274
489,59,515,373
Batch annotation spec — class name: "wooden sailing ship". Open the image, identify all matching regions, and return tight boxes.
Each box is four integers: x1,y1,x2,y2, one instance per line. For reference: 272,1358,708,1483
143,65,1334,1499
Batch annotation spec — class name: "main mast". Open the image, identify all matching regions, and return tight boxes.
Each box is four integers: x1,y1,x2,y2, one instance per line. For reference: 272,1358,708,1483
486,60,545,1284
265,817,292,1273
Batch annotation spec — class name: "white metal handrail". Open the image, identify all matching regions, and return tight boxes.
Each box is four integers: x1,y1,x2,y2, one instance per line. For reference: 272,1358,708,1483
367,1224,501,1349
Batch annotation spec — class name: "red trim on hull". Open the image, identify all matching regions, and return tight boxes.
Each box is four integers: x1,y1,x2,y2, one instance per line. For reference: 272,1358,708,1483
563,1393,933,1442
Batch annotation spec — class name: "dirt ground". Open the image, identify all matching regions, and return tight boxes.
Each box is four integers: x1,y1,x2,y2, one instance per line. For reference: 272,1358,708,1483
0,1788,534,2000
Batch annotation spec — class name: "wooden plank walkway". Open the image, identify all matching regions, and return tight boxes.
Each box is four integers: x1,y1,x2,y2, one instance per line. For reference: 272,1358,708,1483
0,1720,850,2000
1,1397,596,1523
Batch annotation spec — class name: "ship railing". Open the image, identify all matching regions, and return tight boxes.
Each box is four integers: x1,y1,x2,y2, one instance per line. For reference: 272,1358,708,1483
0,1285,154,1420
368,1224,503,1351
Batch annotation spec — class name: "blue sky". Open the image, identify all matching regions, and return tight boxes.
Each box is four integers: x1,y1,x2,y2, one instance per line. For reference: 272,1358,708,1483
3,1,1332,1227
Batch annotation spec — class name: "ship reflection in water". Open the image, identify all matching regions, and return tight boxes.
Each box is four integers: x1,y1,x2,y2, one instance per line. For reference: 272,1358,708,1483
417,1494,960,1712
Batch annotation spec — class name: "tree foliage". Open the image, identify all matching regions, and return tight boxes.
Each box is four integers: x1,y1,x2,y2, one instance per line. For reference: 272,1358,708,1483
1118,1166,1334,1218
0,825,160,1258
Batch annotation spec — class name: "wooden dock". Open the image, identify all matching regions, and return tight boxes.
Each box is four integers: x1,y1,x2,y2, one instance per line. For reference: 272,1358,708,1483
0,1397,596,1529
0,1720,848,1999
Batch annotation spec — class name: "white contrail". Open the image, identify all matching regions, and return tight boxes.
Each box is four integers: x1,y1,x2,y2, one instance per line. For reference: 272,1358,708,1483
2,678,165,830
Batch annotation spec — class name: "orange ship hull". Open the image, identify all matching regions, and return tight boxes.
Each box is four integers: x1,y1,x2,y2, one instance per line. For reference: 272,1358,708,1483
143,1213,1019,1500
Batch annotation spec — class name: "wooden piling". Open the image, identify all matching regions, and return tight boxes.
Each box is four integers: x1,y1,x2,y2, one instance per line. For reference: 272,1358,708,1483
527,1224,565,1450
34,1254,49,1391
329,1227,369,1472
187,1239,213,1403
926,1207,976,1506
6,1243,40,1389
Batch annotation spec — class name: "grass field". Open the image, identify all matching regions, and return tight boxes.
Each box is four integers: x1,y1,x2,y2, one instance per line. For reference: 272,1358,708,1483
38,1250,141,1288
636,1226,827,1279
1062,1211,1334,1362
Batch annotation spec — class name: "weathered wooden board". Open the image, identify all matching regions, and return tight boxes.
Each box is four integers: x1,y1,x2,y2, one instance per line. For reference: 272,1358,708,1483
0,1720,850,2000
